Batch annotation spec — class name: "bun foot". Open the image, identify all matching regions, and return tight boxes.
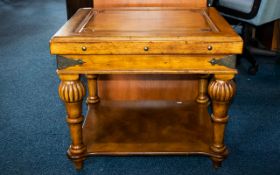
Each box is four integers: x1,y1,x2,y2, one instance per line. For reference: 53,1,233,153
73,159,84,170
211,157,222,169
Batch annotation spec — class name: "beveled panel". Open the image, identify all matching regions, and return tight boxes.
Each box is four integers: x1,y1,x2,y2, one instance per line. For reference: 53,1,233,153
81,9,217,36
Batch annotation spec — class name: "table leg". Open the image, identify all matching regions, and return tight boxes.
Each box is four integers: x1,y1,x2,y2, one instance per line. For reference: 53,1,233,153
208,74,236,168
196,75,209,104
86,74,100,104
58,74,86,170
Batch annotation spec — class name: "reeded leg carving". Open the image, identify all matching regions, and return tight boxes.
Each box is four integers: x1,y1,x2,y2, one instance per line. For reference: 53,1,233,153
196,75,210,104
86,74,100,104
58,74,86,170
208,74,236,168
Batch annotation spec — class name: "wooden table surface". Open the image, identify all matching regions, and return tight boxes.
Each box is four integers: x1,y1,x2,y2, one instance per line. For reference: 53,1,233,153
51,7,242,54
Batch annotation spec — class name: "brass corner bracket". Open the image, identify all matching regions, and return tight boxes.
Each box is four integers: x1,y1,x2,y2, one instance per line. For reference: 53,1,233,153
209,55,236,69
56,56,85,70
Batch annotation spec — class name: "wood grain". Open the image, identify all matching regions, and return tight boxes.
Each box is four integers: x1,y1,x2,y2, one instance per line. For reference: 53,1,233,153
56,55,238,74
196,75,209,104
51,8,242,43
50,7,242,101
83,100,213,155
97,75,198,101
85,74,100,104
51,5,242,169
208,74,236,168
58,74,87,169
94,0,206,8
50,8,242,55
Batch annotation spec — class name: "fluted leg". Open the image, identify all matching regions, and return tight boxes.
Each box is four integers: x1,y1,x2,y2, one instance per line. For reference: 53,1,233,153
86,74,100,104
58,74,86,170
208,74,236,168
196,75,209,104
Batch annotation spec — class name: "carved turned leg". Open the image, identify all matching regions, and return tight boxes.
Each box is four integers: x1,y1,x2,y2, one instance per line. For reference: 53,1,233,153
208,74,236,168
196,75,210,104
86,74,100,104
58,74,87,170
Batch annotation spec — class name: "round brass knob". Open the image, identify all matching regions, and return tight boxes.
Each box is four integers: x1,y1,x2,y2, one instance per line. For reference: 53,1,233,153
207,45,213,51
144,47,149,52
82,46,87,51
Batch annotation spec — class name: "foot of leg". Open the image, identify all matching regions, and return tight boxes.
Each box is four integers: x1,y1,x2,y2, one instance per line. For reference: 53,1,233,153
211,157,222,169
73,159,84,170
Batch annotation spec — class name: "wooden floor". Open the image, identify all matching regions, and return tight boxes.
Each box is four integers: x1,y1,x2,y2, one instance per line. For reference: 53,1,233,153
83,100,214,156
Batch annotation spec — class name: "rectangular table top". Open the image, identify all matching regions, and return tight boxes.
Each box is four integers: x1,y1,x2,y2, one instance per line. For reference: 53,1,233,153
50,7,242,74
50,7,242,52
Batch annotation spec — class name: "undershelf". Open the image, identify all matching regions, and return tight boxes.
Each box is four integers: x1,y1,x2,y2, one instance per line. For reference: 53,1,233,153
83,100,214,157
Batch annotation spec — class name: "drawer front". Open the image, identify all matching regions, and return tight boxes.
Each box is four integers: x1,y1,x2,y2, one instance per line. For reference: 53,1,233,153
50,41,243,55
56,55,237,74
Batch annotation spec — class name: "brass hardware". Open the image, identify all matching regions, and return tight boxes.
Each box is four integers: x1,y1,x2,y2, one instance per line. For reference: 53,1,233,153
57,56,85,70
207,45,213,51
82,46,87,51
209,55,236,69
144,47,149,51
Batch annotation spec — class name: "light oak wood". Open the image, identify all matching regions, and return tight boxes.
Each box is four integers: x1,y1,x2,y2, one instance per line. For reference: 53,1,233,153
83,101,213,155
97,75,198,101
50,6,242,102
85,74,100,104
94,0,206,8
58,74,86,169
50,8,242,55
50,7,242,102
51,6,242,170
208,74,236,168
56,55,237,74
196,75,209,104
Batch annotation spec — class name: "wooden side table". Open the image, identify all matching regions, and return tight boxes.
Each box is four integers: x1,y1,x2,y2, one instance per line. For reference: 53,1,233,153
50,7,243,170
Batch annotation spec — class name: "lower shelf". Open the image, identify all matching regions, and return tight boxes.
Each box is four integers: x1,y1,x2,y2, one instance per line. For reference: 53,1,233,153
83,100,214,157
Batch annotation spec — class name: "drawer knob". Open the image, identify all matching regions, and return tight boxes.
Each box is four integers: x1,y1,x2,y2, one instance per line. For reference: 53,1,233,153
82,46,87,51
207,45,213,51
144,47,149,52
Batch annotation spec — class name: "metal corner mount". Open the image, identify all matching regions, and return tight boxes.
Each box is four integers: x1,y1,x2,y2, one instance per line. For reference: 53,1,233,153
209,55,236,69
56,56,85,70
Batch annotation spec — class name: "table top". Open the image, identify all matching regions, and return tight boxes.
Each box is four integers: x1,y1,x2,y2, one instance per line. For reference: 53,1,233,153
50,8,241,76
50,7,242,73
51,7,242,42
80,8,215,37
